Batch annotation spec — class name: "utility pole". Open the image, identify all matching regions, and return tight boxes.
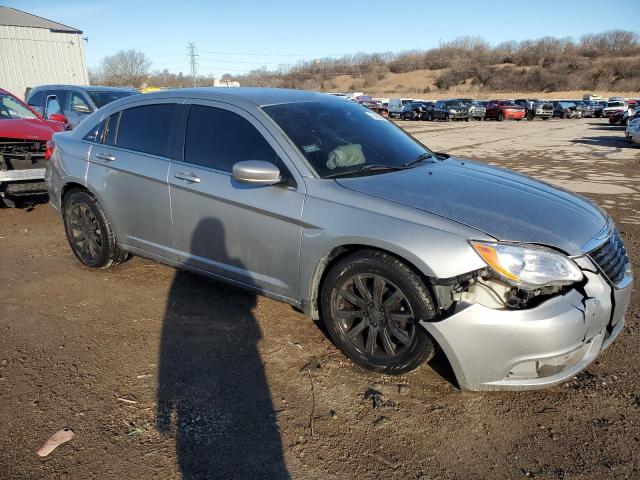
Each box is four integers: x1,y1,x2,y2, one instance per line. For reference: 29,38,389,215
187,42,199,87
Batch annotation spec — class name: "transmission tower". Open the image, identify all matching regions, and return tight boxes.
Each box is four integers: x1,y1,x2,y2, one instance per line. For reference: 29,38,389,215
187,42,199,87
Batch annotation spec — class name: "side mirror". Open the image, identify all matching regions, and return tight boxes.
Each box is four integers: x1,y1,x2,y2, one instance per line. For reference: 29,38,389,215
72,104,91,114
232,160,281,185
49,113,68,124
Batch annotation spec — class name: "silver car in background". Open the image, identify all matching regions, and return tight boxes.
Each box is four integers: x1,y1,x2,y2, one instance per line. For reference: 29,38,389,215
45,88,632,391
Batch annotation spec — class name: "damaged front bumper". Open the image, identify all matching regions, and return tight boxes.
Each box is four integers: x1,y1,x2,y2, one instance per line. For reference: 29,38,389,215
421,263,632,391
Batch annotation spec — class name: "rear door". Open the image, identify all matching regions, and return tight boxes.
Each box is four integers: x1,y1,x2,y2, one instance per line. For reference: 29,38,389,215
168,101,305,300
85,100,183,261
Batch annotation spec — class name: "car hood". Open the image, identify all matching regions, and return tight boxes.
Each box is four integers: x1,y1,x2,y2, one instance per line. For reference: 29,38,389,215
0,118,63,141
336,159,607,255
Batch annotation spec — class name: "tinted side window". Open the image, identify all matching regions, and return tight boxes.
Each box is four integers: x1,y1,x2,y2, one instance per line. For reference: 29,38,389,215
184,105,279,173
27,90,43,107
115,104,176,157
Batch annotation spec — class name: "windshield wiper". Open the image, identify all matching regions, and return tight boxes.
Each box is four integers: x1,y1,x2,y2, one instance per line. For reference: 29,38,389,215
402,152,433,168
324,164,406,179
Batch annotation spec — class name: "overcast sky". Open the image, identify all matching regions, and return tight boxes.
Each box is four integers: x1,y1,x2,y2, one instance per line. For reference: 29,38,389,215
7,0,640,77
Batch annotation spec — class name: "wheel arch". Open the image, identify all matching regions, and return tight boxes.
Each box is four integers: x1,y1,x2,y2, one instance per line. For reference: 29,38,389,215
305,243,438,320
61,181,91,206
59,181,123,242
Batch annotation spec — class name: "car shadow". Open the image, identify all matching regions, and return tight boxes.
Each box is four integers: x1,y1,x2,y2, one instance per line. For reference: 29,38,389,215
156,218,290,479
0,191,48,209
588,125,625,131
571,136,637,148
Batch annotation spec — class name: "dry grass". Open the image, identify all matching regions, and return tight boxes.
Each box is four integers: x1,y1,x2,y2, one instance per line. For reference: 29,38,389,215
322,70,639,100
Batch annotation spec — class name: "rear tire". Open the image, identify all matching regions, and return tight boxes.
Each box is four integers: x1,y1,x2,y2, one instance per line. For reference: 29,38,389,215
498,112,504,121
63,190,129,269
320,250,437,375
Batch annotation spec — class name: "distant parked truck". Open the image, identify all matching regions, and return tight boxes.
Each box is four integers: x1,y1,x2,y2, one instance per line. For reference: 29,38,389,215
455,99,485,120
429,100,469,121
484,100,525,121
583,93,603,101
602,100,627,118
552,101,581,119
387,98,415,118
513,99,553,120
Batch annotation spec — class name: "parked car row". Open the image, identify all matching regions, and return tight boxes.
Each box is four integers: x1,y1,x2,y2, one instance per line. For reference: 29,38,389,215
384,98,617,122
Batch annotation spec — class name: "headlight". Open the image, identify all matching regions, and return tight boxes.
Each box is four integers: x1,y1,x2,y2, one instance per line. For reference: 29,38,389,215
449,109,457,113
470,241,583,288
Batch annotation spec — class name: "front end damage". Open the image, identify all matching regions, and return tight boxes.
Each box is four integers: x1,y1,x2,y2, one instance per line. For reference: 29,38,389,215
0,139,48,206
421,255,632,391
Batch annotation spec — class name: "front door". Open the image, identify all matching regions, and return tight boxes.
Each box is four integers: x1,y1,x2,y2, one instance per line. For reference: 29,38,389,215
168,102,305,301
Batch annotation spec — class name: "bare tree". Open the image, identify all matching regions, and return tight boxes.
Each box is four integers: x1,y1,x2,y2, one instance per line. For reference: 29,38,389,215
100,49,151,87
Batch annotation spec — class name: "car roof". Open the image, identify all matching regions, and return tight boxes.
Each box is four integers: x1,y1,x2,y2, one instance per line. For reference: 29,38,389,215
31,85,138,93
136,87,347,107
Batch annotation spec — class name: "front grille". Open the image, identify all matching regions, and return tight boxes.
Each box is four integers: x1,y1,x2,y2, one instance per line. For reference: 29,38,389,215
588,230,629,285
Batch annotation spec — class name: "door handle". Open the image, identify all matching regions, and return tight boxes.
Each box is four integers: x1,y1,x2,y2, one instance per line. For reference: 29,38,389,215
96,152,115,162
174,171,201,183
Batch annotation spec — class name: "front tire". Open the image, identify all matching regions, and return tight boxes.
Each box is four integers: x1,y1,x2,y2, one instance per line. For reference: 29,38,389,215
498,112,504,121
63,190,128,269
320,250,437,375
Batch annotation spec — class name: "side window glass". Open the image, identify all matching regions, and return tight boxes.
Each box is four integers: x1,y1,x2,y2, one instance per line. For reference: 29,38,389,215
184,105,281,174
27,90,43,108
83,118,107,143
69,92,92,114
115,104,177,157
46,96,62,118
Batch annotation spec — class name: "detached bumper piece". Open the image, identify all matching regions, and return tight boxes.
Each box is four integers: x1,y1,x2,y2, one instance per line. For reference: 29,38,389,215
421,265,632,391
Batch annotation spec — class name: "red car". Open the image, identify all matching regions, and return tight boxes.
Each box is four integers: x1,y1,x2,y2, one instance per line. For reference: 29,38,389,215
0,88,66,206
484,100,526,121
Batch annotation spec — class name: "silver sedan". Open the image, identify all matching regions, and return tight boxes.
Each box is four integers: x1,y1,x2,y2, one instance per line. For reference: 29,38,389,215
45,88,632,391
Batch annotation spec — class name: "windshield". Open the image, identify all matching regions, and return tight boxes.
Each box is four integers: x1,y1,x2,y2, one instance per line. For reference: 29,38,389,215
263,101,432,178
444,100,464,107
0,94,38,120
607,101,624,108
498,101,517,106
88,90,138,108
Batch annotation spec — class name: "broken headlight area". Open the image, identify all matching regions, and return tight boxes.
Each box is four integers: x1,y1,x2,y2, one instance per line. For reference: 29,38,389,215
433,270,580,313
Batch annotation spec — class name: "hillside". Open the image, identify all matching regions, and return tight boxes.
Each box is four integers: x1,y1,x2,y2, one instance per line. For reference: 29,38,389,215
224,31,640,98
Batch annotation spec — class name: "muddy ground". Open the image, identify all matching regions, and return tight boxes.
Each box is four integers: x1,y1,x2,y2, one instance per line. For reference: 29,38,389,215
1,118,639,479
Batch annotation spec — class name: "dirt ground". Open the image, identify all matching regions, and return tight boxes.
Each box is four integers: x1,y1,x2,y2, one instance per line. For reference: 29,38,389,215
1,117,639,480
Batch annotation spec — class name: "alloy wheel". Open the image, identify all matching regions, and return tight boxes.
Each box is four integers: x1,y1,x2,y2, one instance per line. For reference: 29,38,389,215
333,273,416,359
67,203,103,262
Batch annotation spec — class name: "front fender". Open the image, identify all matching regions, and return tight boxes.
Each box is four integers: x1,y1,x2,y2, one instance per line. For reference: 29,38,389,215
298,179,491,317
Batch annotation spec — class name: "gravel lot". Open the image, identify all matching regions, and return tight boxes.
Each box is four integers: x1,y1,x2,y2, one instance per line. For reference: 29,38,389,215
1,118,638,479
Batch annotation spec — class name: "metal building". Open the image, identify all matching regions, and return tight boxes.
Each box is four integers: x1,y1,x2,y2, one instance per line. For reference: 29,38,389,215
0,7,89,99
